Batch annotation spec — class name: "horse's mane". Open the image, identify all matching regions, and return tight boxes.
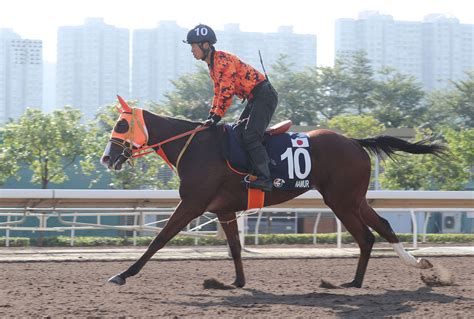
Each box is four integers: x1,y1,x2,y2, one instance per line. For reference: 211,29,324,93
145,109,203,128
166,115,203,127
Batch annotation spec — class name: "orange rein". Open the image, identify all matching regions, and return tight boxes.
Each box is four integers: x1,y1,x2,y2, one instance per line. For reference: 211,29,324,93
131,120,208,172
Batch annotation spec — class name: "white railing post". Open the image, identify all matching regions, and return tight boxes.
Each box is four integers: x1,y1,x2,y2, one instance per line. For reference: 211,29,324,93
237,213,245,249
312,212,322,244
133,213,138,246
70,215,77,246
6,215,11,247
336,217,342,248
374,156,380,190
194,216,201,245
254,210,263,245
410,209,418,249
422,211,431,243
294,211,298,234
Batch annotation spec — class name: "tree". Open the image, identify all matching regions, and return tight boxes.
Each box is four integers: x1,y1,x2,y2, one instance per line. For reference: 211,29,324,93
326,114,385,138
0,107,86,188
421,90,455,129
371,68,426,128
0,131,16,186
422,72,474,129
164,66,214,121
271,56,320,125
314,65,352,120
450,72,474,128
380,128,472,190
339,51,376,115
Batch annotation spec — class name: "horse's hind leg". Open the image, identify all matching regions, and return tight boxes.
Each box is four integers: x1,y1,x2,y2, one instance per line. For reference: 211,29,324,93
217,212,245,287
359,200,399,243
359,201,432,269
330,204,375,288
108,199,204,285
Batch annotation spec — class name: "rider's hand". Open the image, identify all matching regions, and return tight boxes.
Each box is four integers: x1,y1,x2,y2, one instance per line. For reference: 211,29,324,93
203,113,221,127
203,119,214,127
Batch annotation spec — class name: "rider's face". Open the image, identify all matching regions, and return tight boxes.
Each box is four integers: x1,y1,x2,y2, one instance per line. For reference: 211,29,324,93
190,43,208,60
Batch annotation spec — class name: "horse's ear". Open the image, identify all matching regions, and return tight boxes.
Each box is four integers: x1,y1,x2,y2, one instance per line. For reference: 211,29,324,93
116,95,132,113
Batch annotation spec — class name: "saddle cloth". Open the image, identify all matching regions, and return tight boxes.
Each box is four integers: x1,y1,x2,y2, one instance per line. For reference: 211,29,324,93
223,124,312,190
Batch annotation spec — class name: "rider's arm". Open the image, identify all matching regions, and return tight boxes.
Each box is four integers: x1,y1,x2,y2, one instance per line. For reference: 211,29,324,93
210,53,236,118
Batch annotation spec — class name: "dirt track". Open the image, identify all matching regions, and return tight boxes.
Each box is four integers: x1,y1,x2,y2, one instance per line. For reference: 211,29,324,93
0,256,472,318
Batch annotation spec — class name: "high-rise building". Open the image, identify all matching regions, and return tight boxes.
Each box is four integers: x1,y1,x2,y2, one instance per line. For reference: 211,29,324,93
42,61,56,113
422,14,474,90
0,29,42,125
132,22,317,103
56,18,129,119
132,21,195,104
218,24,317,73
335,11,474,90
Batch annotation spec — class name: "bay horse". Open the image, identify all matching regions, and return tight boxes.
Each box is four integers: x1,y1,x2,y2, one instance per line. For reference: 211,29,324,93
101,96,446,288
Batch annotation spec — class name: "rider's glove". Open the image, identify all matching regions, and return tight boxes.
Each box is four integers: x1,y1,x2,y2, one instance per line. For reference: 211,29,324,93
203,113,221,127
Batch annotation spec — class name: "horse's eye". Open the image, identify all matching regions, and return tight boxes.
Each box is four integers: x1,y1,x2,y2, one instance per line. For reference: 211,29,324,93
114,119,129,134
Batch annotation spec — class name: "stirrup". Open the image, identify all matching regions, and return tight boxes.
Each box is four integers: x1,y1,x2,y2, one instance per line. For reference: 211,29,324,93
243,174,254,189
244,175,272,192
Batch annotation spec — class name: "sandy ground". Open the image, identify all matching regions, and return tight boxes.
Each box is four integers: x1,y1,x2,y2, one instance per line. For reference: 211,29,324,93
0,256,473,318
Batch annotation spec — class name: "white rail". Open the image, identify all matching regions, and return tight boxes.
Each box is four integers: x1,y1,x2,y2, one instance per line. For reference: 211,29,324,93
1,189,472,209
0,189,472,247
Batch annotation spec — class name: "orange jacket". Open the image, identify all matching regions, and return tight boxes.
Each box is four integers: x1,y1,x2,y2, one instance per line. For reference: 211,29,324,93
208,50,266,117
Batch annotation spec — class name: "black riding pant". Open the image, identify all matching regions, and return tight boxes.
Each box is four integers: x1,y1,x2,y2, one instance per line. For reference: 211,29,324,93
239,81,278,152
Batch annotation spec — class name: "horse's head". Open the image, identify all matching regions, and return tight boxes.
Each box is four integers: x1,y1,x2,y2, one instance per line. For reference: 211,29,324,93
101,96,148,170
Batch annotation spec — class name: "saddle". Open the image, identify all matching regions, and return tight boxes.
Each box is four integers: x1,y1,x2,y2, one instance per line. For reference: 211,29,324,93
223,120,312,192
265,120,293,136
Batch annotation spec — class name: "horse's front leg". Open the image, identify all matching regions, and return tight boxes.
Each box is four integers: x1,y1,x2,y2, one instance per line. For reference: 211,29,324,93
108,200,203,285
217,212,245,287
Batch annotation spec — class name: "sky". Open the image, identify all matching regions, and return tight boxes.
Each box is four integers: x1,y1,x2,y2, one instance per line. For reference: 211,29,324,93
1,0,473,67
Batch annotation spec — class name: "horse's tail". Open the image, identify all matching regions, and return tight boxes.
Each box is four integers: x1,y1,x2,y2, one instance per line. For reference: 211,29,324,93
353,135,448,160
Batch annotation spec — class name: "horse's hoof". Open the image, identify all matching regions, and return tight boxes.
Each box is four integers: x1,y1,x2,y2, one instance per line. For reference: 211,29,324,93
108,274,126,285
418,258,433,269
232,280,245,288
340,280,361,288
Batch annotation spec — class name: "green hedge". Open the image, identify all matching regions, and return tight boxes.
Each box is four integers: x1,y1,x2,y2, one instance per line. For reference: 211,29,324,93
0,237,30,247
1,233,473,247
249,233,474,244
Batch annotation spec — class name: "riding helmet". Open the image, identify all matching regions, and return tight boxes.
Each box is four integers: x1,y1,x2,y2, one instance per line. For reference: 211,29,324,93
183,24,217,44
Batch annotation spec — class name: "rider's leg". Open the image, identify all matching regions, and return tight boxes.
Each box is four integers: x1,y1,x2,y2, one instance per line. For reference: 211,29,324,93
246,143,273,191
241,83,278,192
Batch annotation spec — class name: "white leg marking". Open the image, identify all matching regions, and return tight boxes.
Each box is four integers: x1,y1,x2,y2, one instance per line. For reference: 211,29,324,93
392,243,426,268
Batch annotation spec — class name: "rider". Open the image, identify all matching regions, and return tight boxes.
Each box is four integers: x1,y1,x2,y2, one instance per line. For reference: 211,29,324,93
183,24,278,192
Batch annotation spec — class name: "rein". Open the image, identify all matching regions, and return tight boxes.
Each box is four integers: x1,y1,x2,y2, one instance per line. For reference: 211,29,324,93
133,125,208,173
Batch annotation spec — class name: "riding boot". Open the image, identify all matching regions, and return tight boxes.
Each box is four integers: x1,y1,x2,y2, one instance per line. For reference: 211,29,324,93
247,146,273,192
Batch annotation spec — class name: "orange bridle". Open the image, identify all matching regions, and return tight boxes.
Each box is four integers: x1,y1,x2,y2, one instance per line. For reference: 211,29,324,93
110,95,208,172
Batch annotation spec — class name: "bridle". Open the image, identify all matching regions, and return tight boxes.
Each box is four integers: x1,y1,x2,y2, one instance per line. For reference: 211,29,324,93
109,108,146,168
110,107,208,173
